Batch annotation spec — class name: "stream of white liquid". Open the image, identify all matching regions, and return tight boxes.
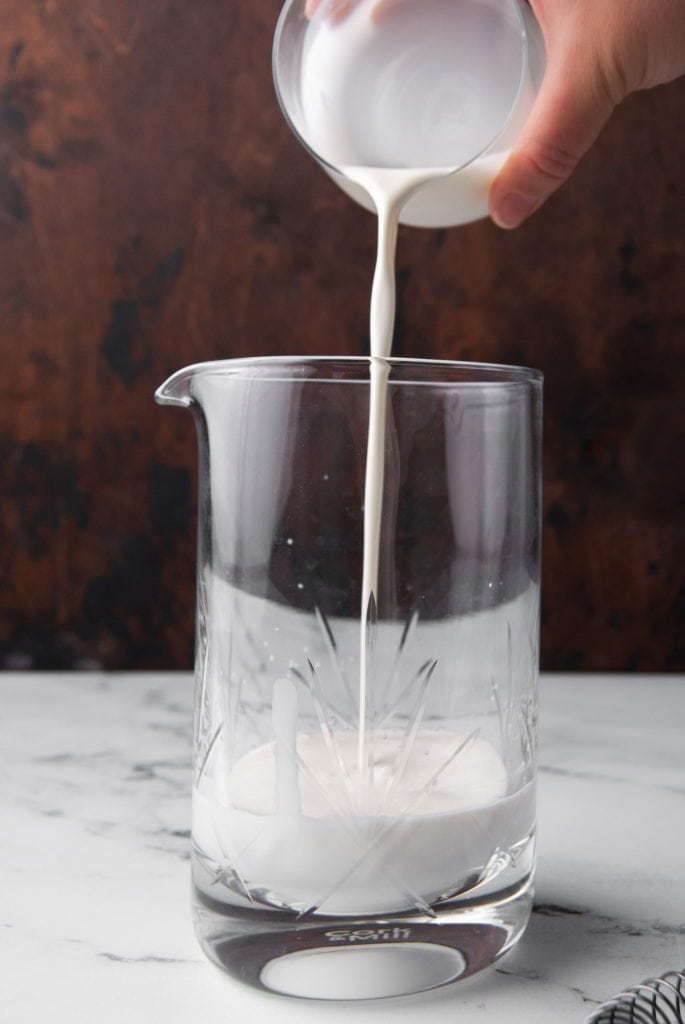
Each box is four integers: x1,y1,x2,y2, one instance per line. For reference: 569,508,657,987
346,163,504,777
345,167,454,777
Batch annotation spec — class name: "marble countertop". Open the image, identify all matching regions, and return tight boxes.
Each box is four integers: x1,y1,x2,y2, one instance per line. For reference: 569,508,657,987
2,671,683,1023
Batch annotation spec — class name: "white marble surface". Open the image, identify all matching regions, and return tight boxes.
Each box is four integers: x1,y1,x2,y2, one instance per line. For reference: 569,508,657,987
2,671,683,1023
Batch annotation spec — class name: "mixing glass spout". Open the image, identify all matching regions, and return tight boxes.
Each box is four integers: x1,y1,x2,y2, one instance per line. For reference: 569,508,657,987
154,365,197,408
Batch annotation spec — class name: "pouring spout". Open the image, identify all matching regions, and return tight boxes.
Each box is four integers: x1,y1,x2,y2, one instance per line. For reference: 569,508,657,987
154,365,197,408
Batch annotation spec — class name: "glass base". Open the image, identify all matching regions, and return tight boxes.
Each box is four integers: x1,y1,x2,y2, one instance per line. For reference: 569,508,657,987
192,877,533,1000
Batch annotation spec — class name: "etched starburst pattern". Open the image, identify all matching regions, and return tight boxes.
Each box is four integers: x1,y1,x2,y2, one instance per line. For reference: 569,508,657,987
192,583,537,918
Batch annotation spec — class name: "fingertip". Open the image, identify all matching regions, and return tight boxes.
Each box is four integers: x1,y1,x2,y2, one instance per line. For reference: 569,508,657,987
488,157,540,228
489,190,540,229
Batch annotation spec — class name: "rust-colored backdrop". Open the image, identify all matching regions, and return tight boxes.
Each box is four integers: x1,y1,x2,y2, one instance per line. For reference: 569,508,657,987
1,1,684,671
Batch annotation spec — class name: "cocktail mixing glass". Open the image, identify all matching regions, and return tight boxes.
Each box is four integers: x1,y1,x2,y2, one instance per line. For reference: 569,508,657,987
156,357,543,999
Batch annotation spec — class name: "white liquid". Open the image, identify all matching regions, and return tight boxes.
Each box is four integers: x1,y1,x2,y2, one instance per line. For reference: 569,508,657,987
194,723,534,916
193,591,537,916
299,0,524,172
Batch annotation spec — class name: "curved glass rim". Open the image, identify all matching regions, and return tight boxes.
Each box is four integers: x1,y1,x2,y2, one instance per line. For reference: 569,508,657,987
272,0,529,179
156,355,543,406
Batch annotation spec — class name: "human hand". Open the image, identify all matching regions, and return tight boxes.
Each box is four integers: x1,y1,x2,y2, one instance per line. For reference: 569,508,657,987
489,0,685,228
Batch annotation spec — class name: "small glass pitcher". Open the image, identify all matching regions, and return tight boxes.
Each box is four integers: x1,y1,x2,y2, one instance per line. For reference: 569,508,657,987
273,0,546,227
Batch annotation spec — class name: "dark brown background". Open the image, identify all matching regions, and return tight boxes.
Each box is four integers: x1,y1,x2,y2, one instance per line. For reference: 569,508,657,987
0,1,683,671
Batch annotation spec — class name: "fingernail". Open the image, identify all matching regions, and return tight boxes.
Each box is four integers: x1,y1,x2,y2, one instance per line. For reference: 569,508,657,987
492,192,538,229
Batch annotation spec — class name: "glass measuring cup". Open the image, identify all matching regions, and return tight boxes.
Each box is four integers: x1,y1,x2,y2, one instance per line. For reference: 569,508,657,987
273,0,545,227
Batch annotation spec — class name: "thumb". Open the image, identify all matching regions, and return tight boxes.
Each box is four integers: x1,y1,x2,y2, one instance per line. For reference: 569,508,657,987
489,37,616,228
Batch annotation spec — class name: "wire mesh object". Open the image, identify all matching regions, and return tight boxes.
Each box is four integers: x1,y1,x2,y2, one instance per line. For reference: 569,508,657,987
586,970,685,1024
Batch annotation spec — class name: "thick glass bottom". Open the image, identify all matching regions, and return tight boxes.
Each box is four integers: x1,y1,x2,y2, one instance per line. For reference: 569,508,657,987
192,875,533,1000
